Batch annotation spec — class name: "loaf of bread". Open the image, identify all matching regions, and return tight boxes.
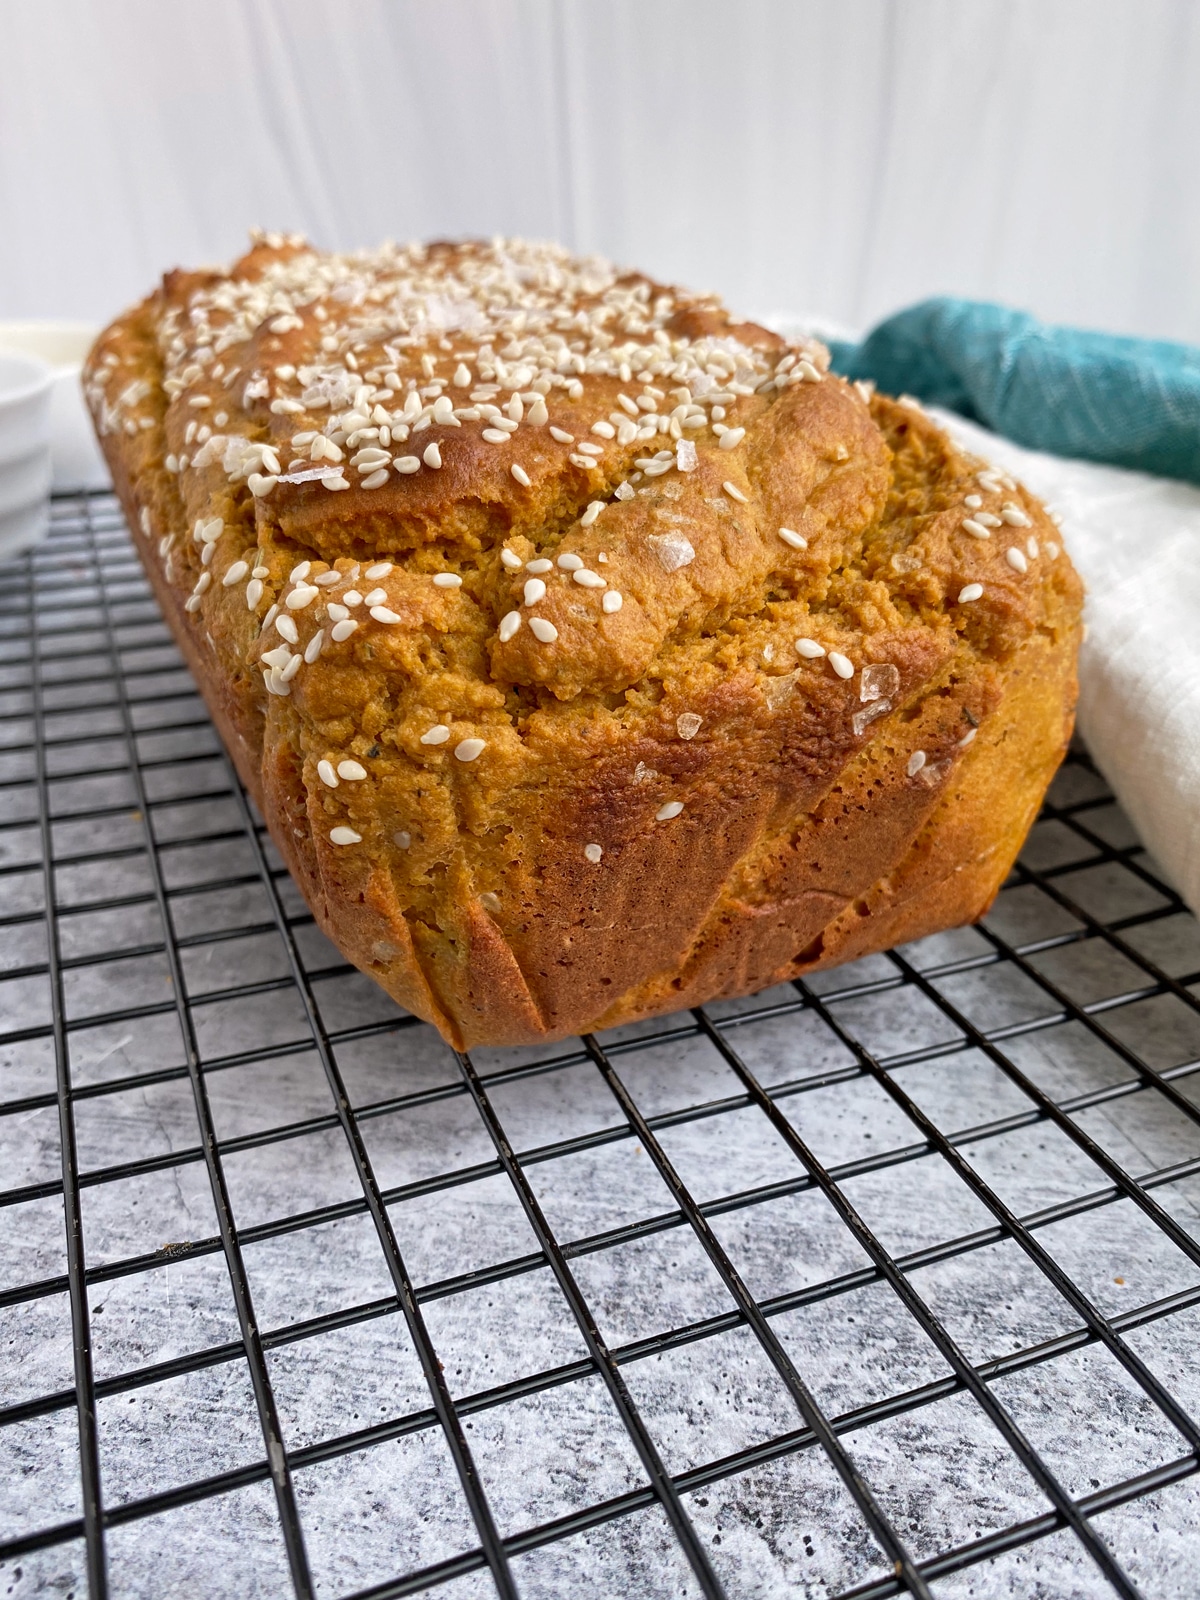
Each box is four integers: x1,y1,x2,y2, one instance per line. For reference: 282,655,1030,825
84,234,1082,1048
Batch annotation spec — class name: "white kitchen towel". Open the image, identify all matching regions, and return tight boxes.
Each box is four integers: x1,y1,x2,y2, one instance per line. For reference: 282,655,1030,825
932,408,1200,916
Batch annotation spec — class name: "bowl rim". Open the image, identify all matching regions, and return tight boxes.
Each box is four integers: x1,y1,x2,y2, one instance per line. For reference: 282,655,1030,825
0,348,55,407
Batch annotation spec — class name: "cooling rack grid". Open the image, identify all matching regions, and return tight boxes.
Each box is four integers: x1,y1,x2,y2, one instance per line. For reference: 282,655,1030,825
2,493,1200,1600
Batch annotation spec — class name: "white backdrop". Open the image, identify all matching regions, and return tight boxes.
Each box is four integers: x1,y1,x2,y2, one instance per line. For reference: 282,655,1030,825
2,0,1199,342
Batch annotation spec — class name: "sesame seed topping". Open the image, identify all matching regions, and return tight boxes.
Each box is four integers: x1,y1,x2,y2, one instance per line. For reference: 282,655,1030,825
498,611,522,642
304,629,325,663
423,442,443,469
482,428,509,444
500,547,523,570
365,562,393,579
723,481,748,503
363,587,388,605
433,572,462,588
602,591,623,613
964,494,983,509
330,619,358,641
778,527,807,550
344,590,362,606
581,501,604,527
322,474,350,490
573,569,606,588
828,652,854,679
584,842,604,863
718,427,746,451
420,725,451,745
524,578,547,605
317,760,338,787
248,472,278,497
289,560,312,581
453,364,472,387
337,760,367,781
962,519,991,539
370,605,403,624
285,585,319,610
223,560,249,586
1006,547,1029,573
959,728,977,747
275,614,299,644
529,617,558,643
907,750,927,777
511,464,531,487
394,831,412,849
455,737,486,762
549,426,574,444
330,826,362,846
795,638,826,659
394,455,421,473
676,713,703,739
1001,503,1032,527
361,468,389,490
958,583,984,602
246,578,264,609
525,558,553,574
1026,536,1039,559
557,552,584,571
656,801,684,821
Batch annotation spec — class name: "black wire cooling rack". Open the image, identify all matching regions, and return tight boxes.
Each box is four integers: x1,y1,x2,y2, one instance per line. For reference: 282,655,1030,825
3,493,1200,1600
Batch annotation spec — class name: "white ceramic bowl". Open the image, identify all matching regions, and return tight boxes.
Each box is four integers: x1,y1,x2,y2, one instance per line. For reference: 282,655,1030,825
0,351,54,560
0,322,111,494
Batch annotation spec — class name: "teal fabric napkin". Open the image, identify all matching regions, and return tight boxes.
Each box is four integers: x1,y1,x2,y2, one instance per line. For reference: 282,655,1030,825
827,298,1200,486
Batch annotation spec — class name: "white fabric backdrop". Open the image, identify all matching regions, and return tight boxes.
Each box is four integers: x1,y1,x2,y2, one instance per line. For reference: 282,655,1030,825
2,0,1199,340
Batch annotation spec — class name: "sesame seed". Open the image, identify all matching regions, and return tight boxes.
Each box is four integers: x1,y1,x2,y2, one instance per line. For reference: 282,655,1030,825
584,842,604,863
1026,536,1039,559
524,577,547,604
677,713,703,739
578,442,604,457
907,750,926,777
1046,541,1060,560
549,426,574,444
394,831,411,849
322,475,350,490
498,611,522,642
455,737,486,762
361,468,389,490
959,728,978,747
778,527,807,550
304,629,325,663
1002,504,1032,527
529,617,558,642
962,519,991,539
511,464,531,487
828,652,854,679
365,562,393,579
1006,547,1028,573
795,637,826,659
964,494,983,509
364,588,388,605
602,591,623,613
573,568,606,589
500,548,523,570
557,552,584,571
275,615,299,644
330,619,358,642
527,397,549,426
526,558,553,574
223,560,249,586
317,759,338,787
286,585,319,610
421,725,451,745
591,420,615,438
330,827,362,846
433,573,462,588
248,472,278,496
581,501,604,526
958,583,984,602
482,428,509,444
290,560,312,581
975,512,1002,527
337,760,367,781
370,605,403,624
718,427,746,451
394,455,421,473
723,481,748,503
453,364,472,387
656,801,684,821
326,602,349,622
423,442,443,468
253,566,270,579
344,590,362,606
246,578,264,609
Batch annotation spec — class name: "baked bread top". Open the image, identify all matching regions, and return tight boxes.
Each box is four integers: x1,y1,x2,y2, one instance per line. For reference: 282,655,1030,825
84,234,1082,1046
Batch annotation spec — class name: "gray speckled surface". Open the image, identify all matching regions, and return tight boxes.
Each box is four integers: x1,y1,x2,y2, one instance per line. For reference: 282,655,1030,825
4,509,1200,1599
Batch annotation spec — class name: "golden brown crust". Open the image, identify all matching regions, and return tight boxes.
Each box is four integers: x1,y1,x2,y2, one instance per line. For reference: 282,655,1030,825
85,234,1083,1048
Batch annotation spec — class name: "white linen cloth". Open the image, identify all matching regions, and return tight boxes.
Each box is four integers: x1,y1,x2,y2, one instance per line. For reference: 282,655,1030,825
933,409,1200,916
